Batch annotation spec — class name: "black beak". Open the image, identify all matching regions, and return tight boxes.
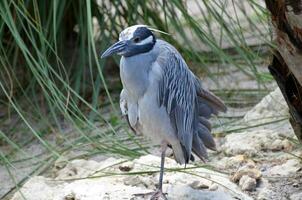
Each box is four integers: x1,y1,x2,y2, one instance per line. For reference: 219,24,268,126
101,40,127,58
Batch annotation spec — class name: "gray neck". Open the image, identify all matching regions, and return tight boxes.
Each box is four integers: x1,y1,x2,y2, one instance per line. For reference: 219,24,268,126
120,47,159,101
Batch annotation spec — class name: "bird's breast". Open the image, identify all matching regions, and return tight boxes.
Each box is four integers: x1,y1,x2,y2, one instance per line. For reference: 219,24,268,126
120,56,152,99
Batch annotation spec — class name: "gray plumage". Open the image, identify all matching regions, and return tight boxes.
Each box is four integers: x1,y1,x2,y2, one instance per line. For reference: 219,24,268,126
119,38,226,164
102,25,226,199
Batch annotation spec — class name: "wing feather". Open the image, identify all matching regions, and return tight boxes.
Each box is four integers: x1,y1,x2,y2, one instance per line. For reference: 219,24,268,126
194,77,227,114
155,41,227,163
120,89,137,134
156,45,196,163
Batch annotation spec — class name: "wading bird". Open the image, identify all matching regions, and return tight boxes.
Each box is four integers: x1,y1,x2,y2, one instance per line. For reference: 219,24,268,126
101,25,226,200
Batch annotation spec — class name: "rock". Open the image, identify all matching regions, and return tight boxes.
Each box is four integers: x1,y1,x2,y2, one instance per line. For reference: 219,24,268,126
269,138,293,152
223,88,296,157
239,175,256,191
189,180,209,190
124,175,143,186
232,164,261,182
243,88,289,125
222,129,294,156
282,139,293,151
10,176,57,200
54,159,100,179
267,159,301,176
270,139,283,151
209,183,218,191
53,156,69,171
166,184,233,200
257,187,274,200
241,88,297,146
123,175,155,189
290,191,302,200
64,192,77,200
118,161,134,172
11,155,253,200
215,154,254,169
256,179,274,200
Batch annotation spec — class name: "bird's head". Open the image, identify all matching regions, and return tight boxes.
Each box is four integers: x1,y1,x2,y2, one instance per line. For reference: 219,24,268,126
101,25,156,58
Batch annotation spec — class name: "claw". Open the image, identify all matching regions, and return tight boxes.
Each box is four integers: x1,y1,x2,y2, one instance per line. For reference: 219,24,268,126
133,189,168,200
150,189,168,200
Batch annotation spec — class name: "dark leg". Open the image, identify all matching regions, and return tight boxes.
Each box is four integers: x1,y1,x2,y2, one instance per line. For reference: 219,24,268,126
150,144,168,200
133,143,168,200
158,149,165,191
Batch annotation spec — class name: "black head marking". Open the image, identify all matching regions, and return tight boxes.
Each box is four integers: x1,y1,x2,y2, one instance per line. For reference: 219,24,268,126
122,26,156,57
132,27,155,42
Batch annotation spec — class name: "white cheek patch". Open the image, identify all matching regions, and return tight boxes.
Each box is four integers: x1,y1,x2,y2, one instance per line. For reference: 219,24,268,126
137,36,153,45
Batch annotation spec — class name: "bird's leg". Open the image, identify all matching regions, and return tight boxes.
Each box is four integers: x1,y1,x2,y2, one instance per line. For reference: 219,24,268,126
158,144,166,191
133,142,168,200
150,142,168,200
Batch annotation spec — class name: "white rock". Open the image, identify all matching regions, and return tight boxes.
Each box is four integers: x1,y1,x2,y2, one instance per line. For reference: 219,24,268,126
290,191,302,200
166,184,233,200
10,176,58,200
239,175,256,191
209,183,218,191
189,180,209,189
54,159,100,179
222,129,283,156
270,139,283,151
268,159,301,176
11,155,253,200
222,88,296,156
257,179,274,200
257,187,274,200
215,155,251,169
232,164,261,182
244,88,288,124
282,139,293,151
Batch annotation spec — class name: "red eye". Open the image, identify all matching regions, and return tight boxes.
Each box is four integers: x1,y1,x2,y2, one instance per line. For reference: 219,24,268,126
133,37,140,43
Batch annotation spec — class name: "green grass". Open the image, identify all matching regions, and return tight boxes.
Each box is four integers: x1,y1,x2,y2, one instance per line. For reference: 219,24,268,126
0,0,275,198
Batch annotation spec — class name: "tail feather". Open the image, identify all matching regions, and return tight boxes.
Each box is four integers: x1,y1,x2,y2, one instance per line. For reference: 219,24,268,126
171,77,226,164
197,123,216,151
192,133,208,162
198,116,211,131
194,76,227,114
189,77,226,162
197,98,216,118
197,88,227,113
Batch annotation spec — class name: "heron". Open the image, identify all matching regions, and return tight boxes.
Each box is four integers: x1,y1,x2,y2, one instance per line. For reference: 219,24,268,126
101,25,226,200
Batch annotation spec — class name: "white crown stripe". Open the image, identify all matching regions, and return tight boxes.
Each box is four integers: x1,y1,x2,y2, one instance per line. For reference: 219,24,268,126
119,25,147,41
119,25,170,41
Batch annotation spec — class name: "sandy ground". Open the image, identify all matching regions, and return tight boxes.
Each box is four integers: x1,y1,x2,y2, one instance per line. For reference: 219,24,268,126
6,88,302,200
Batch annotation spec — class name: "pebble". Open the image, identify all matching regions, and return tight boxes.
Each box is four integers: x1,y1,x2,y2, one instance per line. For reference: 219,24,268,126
282,139,293,151
239,175,256,191
189,180,209,190
270,139,283,151
232,164,262,182
119,161,134,172
64,192,76,200
209,183,218,191
123,176,142,186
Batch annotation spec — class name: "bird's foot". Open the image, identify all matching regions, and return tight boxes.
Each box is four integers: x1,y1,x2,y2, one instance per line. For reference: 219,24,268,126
133,189,168,200
150,189,168,200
